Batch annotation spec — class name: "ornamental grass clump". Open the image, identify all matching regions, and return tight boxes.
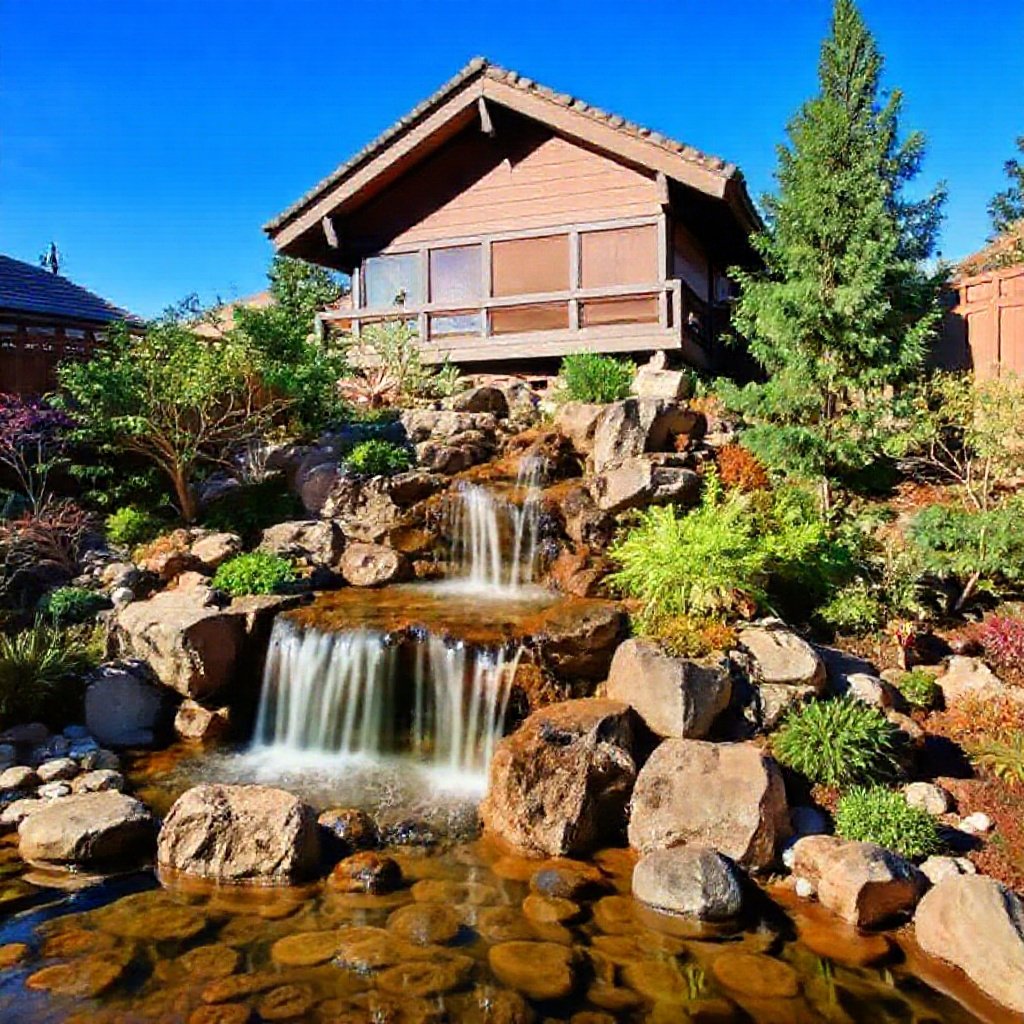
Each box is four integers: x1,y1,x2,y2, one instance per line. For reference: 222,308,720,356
212,552,296,597
556,352,634,404
773,697,904,789
835,786,943,859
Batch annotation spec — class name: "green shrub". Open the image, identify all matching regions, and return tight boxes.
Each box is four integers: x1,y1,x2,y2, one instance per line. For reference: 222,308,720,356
773,697,904,789
0,622,100,727
211,552,296,596
896,669,940,710
557,352,634,404
106,505,162,547
647,616,737,659
969,732,1024,785
344,439,413,477
609,472,768,620
39,587,108,625
202,479,302,542
835,786,943,858
817,580,886,635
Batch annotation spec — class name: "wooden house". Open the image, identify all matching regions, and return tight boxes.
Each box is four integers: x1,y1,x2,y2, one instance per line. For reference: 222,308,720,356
265,58,760,372
0,254,139,396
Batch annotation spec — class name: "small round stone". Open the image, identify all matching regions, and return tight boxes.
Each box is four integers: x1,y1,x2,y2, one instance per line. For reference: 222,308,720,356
26,956,124,997
188,1005,252,1024
0,942,28,968
41,928,119,958
530,864,605,900
488,941,576,1000
270,930,341,967
176,943,241,980
711,952,800,999
621,960,688,1002
375,956,473,997
387,902,461,945
257,983,315,1021
904,782,952,816
330,851,402,894
318,807,378,857
475,906,535,944
522,893,580,925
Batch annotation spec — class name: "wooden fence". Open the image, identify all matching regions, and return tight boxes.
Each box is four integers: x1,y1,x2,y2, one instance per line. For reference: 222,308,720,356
0,321,103,396
940,264,1024,379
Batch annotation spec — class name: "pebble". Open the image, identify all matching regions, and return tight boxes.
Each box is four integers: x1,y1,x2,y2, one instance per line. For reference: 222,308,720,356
794,877,816,899
79,749,120,772
920,855,976,886
71,769,124,794
37,782,72,800
904,782,952,816
0,767,38,791
0,798,41,827
712,952,800,999
25,956,124,997
36,758,78,784
330,852,402,894
959,812,992,834
489,940,577,1000
387,902,461,945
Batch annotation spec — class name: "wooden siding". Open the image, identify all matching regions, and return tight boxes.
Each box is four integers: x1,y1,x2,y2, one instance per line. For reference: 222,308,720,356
344,118,661,255
0,320,104,396
942,264,1024,379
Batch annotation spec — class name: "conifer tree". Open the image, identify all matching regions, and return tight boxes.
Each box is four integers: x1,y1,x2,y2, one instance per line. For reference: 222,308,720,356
723,0,945,509
988,136,1024,237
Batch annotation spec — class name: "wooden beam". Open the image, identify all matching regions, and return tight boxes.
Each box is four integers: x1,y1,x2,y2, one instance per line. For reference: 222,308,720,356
321,216,339,249
477,96,495,136
656,171,670,208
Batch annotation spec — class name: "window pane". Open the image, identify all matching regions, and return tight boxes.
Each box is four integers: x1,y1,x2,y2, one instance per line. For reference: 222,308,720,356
430,313,482,337
580,225,659,288
492,235,569,296
580,295,659,326
430,245,482,304
364,253,423,309
490,303,569,335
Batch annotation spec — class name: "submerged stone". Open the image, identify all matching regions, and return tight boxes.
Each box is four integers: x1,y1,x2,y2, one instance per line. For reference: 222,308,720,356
387,902,461,945
330,851,402,894
489,940,577,1000
26,956,124,997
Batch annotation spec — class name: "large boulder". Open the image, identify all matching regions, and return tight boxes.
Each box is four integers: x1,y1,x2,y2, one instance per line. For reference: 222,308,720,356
339,543,411,587
189,532,242,572
84,660,172,748
18,791,154,866
588,454,700,514
628,739,790,871
791,835,926,928
112,591,245,700
592,399,698,472
937,656,1019,705
738,621,827,692
914,874,1024,1014
480,699,638,857
553,402,606,456
632,846,743,920
156,784,320,883
606,639,731,739
631,364,690,402
258,520,345,566
451,386,509,418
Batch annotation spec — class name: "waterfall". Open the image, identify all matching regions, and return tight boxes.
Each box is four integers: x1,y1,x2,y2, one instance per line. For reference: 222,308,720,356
446,456,545,590
253,618,520,775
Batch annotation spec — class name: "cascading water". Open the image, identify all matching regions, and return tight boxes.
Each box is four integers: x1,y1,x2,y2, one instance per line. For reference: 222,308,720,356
446,456,545,590
253,617,520,776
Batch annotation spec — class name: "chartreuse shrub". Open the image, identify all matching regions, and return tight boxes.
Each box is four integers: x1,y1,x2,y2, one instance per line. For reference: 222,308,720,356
895,669,940,710
835,786,942,859
106,505,162,547
0,621,100,727
212,552,295,597
773,697,903,789
817,579,886,635
557,352,634,404
969,733,1024,786
344,439,412,477
39,587,108,625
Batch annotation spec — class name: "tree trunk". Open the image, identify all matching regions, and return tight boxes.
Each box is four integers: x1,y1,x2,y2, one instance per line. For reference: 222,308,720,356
170,466,198,524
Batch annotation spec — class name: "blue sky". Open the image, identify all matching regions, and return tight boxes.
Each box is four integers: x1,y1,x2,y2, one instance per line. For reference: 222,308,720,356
2,0,1021,319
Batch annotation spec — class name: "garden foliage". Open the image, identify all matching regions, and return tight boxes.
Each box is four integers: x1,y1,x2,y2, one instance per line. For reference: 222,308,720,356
344,440,413,477
105,506,162,548
39,586,107,625
556,352,634,404
773,697,903,788
835,786,942,858
211,552,296,597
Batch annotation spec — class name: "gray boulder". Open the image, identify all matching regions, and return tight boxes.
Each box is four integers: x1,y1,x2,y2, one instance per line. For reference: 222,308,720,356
606,639,731,739
592,398,698,472
18,791,153,866
451,386,509,418
258,520,345,566
553,402,606,456
629,739,790,871
588,454,700,514
632,846,743,919
738,620,827,692
156,783,320,883
84,660,172,748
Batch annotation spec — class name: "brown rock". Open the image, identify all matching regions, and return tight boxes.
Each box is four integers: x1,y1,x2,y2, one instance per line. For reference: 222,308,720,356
339,542,411,587
914,874,1024,1015
606,639,732,738
387,902,461,945
481,699,638,857
588,453,699,514
189,1006,253,1024
738,621,827,691
190,532,242,571
628,739,790,870
535,601,627,681
631,846,744,920
270,930,342,967
318,806,379,859
553,401,606,455
375,956,473,997
0,943,28,968
523,893,581,924
156,783,320,882
26,956,124,997
258,519,344,566
592,398,697,472
174,700,230,743
711,952,799,999
489,940,577,1000
792,836,926,928
18,791,153,866
257,984,315,1021
331,851,402,894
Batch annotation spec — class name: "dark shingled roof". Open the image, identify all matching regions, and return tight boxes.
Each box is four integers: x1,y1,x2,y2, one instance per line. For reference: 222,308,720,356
265,56,745,235
0,254,139,325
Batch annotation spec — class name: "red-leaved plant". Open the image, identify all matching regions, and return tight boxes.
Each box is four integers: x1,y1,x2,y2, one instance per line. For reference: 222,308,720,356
973,615,1024,671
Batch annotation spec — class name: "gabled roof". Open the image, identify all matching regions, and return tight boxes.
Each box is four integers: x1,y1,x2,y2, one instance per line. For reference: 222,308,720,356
957,219,1024,279
0,255,139,325
266,57,760,250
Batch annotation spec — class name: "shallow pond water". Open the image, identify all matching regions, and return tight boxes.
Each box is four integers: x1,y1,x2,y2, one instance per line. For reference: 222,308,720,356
0,738,1005,1024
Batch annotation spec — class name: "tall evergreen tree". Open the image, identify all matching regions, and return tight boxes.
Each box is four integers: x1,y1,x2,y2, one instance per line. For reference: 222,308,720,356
988,136,1024,237
723,0,945,509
